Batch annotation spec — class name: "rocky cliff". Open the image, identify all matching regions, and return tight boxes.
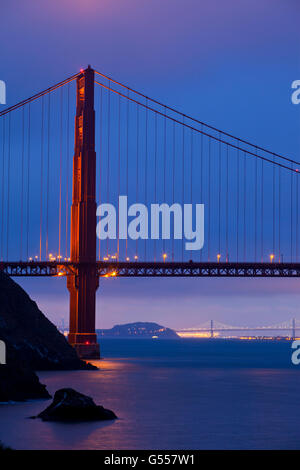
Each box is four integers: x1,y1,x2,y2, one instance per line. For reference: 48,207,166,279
0,272,95,401
0,344,50,401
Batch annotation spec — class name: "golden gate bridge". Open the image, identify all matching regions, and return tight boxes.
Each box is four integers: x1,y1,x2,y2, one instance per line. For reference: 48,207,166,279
0,66,299,358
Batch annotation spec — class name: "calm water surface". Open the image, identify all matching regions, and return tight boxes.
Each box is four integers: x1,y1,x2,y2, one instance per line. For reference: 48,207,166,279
0,339,300,450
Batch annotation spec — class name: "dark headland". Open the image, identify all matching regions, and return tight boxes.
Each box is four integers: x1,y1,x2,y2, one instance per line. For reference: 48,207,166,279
0,272,95,402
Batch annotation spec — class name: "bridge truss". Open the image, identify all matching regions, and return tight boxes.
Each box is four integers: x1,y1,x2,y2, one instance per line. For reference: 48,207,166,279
2,261,300,277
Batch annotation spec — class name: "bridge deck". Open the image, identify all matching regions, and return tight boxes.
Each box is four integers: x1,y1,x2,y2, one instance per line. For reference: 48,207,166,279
1,261,300,277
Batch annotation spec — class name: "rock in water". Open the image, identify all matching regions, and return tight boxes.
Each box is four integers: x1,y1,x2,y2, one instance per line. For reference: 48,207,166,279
0,272,95,370
36,388,117,422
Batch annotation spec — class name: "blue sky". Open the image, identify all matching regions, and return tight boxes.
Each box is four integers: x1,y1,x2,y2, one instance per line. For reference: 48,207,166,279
1,0,300,329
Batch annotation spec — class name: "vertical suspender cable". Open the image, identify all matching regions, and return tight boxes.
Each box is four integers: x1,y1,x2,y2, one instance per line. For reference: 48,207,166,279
1,117,5,260
20,110,24,260
172,120,175,262
278,163,281,261
236,144,239,262
163,106,167,257
208,139,211,262
144,98,148,261
58,87,63,260
106,80,111,258
273,156,275,258
154,113,158,262
200,126,203,261
126,90,129,260
46,94,51,259
218,134,221,257
190,130,193,260
182,118,185,261
243,151,246,261
39,97,44,261
291,163,293,262
296,171,299,262
254,148,258,261
6,114,11,260
226,144,229,261
26,104,31,260
261,159,264,262
117,95,121,260
136,104,139,258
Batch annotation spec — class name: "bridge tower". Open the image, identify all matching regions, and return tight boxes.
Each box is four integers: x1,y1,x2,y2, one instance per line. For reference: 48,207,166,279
292,318,296,340
67,66,100,359
210,320,214,338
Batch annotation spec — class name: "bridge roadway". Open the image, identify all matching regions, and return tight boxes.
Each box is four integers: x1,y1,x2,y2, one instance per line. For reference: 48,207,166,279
1,261,300,277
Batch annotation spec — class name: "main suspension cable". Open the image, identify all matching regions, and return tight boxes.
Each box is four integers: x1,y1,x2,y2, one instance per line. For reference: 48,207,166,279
94,80,299,173
0,73,80,118
94,69,299,166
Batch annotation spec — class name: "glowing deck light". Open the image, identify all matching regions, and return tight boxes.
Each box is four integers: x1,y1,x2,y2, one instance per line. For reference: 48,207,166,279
126,257,130,261
163,253,167,262
134,255,138,260
270,254,275,263
217,253,221,262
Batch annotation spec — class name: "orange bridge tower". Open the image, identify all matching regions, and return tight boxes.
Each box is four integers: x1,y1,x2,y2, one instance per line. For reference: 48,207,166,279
67,66,100,359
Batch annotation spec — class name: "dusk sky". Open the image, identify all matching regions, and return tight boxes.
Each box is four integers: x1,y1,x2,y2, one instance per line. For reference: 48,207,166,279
1,0,300,329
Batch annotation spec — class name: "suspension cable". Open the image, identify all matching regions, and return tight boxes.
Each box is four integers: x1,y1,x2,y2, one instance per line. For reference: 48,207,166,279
0,73,79,118
94,80,299,174
94,69,299,166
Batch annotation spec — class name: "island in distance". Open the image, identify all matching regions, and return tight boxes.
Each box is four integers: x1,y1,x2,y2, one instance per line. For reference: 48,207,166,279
97,322,179,339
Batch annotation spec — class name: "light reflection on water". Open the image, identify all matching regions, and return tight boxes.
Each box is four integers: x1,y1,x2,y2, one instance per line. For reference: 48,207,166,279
0,339,300,450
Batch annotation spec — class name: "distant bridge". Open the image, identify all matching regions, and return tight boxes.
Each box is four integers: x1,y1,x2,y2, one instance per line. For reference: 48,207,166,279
177,318,300,338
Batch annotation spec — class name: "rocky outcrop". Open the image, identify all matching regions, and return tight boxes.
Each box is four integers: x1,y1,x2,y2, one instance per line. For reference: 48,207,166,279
0,345,50,402
0,272,97,401
0,272,94,371
35,388,117,422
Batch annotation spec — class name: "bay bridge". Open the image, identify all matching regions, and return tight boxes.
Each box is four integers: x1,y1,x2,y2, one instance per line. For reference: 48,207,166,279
0,66,299,358
177,318,300,339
